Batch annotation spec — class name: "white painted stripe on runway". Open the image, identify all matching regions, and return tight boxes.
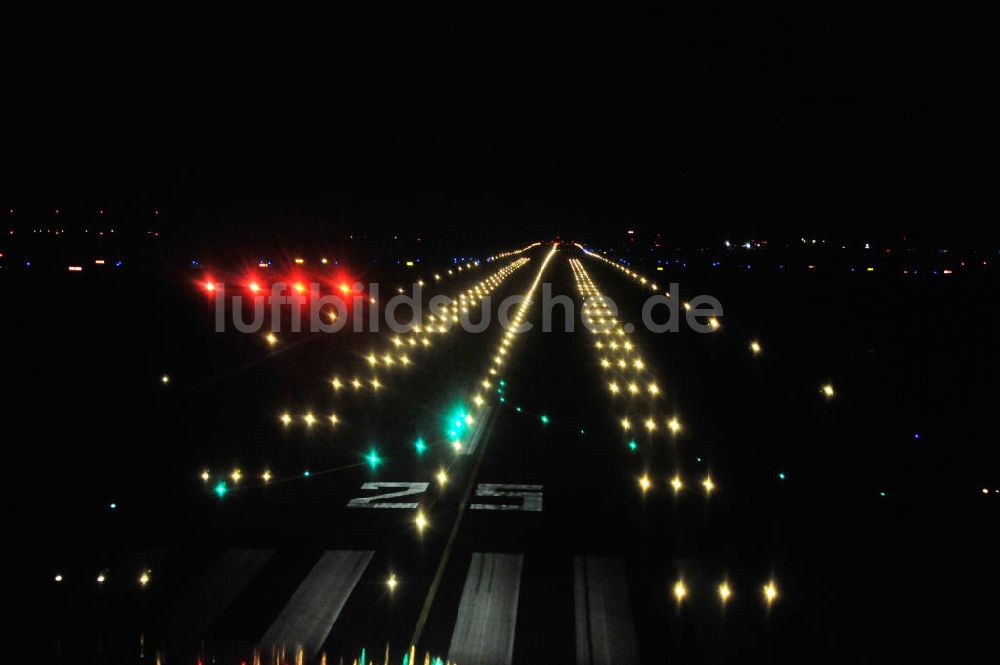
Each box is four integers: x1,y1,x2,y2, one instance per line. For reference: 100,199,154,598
447,552,524,665
463,406,494,456
574,556,639,665
259,550,373,659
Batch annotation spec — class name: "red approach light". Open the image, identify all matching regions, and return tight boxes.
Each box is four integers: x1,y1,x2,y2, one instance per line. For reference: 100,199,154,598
293,282,307,294
248,281,262,293
205,281,217,292
330,269,358,301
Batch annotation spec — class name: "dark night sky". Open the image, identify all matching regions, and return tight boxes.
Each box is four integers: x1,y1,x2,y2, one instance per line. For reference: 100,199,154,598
2,15,990,246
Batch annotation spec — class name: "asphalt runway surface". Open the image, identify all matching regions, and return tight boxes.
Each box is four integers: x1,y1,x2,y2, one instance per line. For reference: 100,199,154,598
11,243,999,663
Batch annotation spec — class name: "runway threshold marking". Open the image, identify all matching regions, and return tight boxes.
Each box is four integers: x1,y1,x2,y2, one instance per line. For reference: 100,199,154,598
259,550,373,660
447,552,525,665
574,556,639,665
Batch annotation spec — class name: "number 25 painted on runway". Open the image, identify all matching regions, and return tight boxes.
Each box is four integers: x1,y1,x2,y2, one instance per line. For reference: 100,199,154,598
347,482,543,512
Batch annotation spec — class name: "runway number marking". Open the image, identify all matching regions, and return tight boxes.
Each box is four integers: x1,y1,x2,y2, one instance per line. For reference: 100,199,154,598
347,482,430,509
347,482,543,512
470,483,543,512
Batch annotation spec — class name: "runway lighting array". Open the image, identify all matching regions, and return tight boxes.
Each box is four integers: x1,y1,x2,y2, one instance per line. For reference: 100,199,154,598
719,581,732,603
386,574,398,592
485,241,542,262
575,247,866,477
277,410,343,430
415,510,428,533
573,243,662,293
570,258,664,407
335,257,531,394
466,246,558,415
570,257,679,456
